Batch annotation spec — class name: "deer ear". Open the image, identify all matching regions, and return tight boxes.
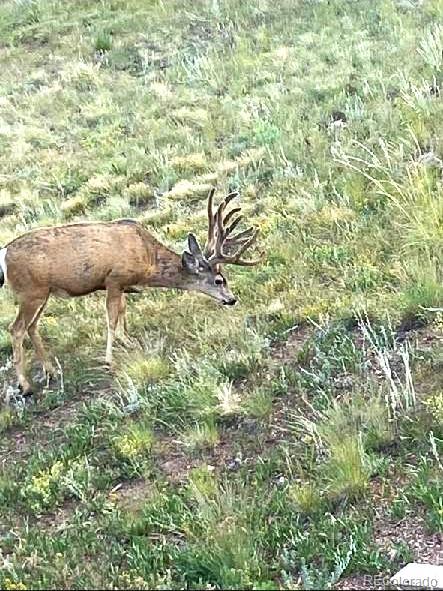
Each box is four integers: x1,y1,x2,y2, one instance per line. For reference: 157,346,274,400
187,233,203,258
182,251,199,274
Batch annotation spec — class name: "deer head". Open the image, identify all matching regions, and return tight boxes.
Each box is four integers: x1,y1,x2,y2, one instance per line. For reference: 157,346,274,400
181,188,261,305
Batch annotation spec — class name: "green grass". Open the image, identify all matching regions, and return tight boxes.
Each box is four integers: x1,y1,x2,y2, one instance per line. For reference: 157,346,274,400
0,0,442,588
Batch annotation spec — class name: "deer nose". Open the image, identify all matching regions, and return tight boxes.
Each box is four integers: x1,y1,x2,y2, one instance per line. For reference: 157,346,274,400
223,297,237,306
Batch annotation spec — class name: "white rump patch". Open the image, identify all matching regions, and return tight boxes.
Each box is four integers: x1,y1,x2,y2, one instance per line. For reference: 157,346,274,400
0,247,7,283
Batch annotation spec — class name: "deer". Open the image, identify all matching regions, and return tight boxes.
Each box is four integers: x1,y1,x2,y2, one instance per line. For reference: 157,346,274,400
0,189,260,396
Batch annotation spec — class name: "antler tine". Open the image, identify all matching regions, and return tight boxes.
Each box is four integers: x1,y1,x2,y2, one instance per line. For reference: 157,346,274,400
233,227,259,258
223,207,241,227
214,196,226,258
207,187,215,223
215,192,241,240
230,228,262,266
225,215,244,237
205,188,216,255
224,191,239,205
225,226,254,244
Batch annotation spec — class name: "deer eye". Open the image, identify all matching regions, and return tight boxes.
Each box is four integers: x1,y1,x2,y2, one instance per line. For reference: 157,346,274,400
214,277,224,286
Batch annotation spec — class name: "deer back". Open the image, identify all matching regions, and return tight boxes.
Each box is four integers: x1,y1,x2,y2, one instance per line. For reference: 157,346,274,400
4,220,162,297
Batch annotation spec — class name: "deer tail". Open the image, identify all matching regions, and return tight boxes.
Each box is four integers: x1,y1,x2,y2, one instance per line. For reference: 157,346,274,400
0,247,6,288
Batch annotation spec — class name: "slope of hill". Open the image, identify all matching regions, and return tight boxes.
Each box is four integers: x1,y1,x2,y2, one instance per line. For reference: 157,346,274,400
0,0,442,588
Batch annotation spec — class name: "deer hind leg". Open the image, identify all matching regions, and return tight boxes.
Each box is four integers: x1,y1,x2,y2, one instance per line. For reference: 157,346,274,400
27,296,55,379
105,284,122,365
9,295,48,395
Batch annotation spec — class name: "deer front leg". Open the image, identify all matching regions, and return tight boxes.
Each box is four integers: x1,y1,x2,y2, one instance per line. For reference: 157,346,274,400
118,292,128,337
105,284,122,365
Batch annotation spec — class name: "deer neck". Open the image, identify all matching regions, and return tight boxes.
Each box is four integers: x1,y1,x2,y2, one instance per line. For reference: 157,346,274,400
148,244,187,289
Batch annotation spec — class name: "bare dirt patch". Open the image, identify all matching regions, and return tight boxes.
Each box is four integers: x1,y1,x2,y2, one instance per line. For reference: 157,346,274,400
270,323,315,365
371,476,443,566
112,478,156,513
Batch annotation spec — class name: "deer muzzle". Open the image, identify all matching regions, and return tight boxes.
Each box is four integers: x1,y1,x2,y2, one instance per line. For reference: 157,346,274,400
222,297,237,306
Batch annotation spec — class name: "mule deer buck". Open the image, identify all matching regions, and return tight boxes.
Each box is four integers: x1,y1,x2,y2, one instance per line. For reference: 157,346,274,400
0,189,260,395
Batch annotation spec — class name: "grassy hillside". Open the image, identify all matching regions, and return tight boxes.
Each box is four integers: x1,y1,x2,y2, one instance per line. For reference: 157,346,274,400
0,0,442,588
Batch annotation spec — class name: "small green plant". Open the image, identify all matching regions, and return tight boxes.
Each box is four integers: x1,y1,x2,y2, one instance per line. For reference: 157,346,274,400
94,29,113,52
281,527,358,590
358,315,417,423
300,536,355,590
391,540,414,565
425,392,443,427
401,258,443,317
182,419,219,451
180,480,266,588
325,435,371,501
388,495,410,521
296,320,363,403
243,387,273,420
408,457,443,532
0,407,13,433
253,120,281,147
22,460,64,511
113,422,154,461
122,354,170,386
288,481,324,515
2,579,27,591
187,465,218,499
14,0,41,26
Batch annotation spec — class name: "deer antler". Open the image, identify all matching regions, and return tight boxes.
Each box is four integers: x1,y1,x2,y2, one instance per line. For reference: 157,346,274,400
204,189,261,267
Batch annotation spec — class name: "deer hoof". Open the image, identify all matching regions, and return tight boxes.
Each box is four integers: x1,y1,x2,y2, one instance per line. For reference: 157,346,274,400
45,366,57,383
18,384,34,398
